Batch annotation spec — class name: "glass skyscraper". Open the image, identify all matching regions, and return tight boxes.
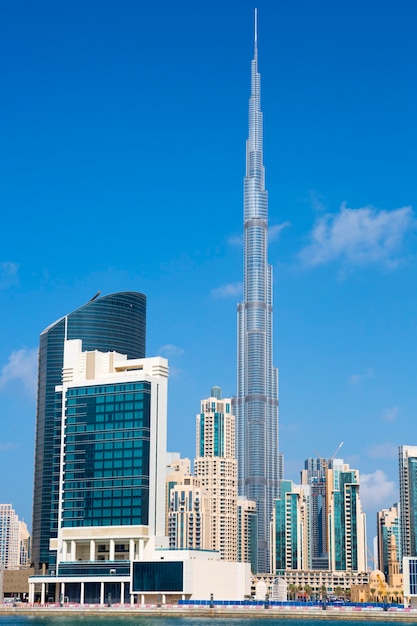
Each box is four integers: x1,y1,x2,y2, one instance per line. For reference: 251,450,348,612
399,445,417,558
32,291,146,573
233,11,280,573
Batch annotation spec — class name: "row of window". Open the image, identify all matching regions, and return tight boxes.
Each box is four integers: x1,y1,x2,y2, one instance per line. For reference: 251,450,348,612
67,383,150,396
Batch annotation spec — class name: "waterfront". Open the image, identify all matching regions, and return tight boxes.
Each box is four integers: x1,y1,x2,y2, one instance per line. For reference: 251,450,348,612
0,620,416,626
0,607,417,625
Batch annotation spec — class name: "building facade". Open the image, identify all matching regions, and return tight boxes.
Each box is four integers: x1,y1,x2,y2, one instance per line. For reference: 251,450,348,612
327,463,367,572
0,505,30,569
30,340,168,604
194,387,237,561
271,480,309,574
32,291,146,574
237,496,258,574
233,9,280,574
301,458,329,570
168,476,211,551
377,503,401,576
399,445,417,558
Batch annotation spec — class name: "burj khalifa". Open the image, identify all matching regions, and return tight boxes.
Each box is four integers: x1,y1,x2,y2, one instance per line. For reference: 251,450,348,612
234,10,280,573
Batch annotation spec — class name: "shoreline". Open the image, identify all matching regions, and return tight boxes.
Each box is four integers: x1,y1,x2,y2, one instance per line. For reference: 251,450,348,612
0,606,416,621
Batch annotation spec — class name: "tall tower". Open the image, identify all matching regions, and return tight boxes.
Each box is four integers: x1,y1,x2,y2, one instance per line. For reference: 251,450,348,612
31,291,146,574
233,9,279,573
399,445,417,558
194,387,237,561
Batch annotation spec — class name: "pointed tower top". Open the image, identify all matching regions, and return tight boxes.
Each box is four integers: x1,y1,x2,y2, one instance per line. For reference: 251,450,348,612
254,8,258,48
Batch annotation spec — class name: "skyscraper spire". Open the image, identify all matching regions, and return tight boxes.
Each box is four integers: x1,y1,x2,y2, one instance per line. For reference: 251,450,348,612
233,9,280,574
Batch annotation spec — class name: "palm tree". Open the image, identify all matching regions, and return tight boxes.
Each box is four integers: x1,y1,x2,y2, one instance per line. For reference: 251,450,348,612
304,585,313,601
287,584,297,601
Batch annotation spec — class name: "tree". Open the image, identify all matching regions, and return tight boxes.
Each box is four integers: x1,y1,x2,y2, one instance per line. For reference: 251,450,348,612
304,585,313,600
287,584,297,601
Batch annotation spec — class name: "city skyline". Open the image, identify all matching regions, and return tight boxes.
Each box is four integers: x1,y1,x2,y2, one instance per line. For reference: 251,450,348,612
1,0,417,541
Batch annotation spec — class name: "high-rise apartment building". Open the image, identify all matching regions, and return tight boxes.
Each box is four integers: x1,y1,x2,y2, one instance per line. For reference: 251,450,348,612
377,503,401,576
194,387,237,561
271,480,309,574
32,291,146,574
0,505,30,569
233,10,280,573
168,475,211,551
237,496,257,573
301,458,329,569
327,462,367,572
165,457,192,536
399,445,417,559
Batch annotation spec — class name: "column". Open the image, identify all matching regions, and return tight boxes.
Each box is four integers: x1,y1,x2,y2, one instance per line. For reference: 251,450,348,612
129,538,135,561
41,583,45,604
71,540,76,561
90,539,95,561
109,539,115,561
60,582,65,605
138,539,144,560
141,594,145,605
100,582,104,606
80,582,85,605
28,583,34,604
121,582,125,605
62,541,68,561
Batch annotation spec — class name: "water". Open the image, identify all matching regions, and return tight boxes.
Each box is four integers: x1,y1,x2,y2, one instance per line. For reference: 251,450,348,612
0,618,408,626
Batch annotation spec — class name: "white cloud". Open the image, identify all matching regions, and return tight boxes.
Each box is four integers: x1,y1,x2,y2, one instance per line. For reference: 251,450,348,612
381,406,399,423
308,190,327,213
158,344,184,359
269,221,290,242
360,469,397,509
299,204,415,268
228,221,290,247
228,234,243,246
0,442,18,451
0,262,19,288
348,368,374,385
0,348,38,396
211,282,242,299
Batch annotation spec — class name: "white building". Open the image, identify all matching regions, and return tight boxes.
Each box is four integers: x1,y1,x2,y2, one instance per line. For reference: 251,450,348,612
29,342,250,604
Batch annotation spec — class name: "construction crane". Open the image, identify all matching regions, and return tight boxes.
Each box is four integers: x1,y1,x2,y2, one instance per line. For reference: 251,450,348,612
314,442,344,471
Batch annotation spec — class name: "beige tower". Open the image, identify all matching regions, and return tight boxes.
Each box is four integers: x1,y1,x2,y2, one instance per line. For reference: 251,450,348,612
168,475,211,550
194,387,237,561
165,457,192,536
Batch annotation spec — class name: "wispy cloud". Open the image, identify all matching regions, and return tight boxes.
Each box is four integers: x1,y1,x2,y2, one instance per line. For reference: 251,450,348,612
308,190,327,213
0,442,19,451
211,282,242,299
299,204,415,268
228,234,243,246
0,348,38,396
360,469,397,509
227,221,290,248
158,344,184,359
269,221,290,242
381,406,399,423
0,262,19,288
348,368,374,385
367,443,398,460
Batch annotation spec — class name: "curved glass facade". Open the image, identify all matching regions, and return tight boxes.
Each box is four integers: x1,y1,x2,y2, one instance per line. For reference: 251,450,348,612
32,292,146,572
234,17,279,573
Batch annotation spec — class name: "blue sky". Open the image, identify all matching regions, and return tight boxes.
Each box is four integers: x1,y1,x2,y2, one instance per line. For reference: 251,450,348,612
1,0,417,547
